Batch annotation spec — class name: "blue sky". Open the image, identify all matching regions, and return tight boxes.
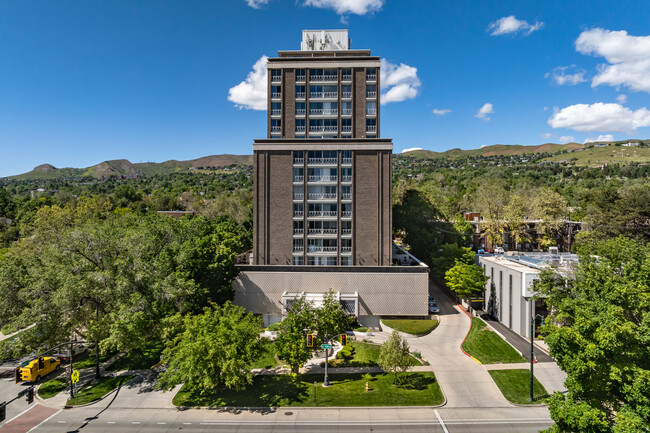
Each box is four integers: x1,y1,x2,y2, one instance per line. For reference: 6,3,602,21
2,0,650,177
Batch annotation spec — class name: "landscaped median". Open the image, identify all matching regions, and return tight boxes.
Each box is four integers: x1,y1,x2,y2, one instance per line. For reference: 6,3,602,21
462,317,526,364
66,375,133,406
323,341,424,368
488,369,549,405
173,372,444,407
38,378,68,399
381,319,439,335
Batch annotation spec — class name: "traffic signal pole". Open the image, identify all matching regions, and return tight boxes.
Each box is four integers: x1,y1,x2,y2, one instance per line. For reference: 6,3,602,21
323,331,329,387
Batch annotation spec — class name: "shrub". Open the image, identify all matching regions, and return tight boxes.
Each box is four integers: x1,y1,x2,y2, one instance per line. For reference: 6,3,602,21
266,322,282,332
336,346,354,360
354,327,369,333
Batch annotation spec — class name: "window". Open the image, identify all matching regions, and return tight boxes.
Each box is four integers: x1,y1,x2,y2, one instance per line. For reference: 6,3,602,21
366,101,377,115
296,102,305,115
271,119,281,133
341,256,352,266
366,85,377,98
293,256,304,265
323,69,337,80
295,118,305,132
341,85,352,98
341,68,352,81
341,220,352,235
341,185,351,199
271,85,281,98
295,85,305,98
341,238,351,253
341,118,352,133
296,69,306,81
309,69,323,80
341,101,352,115
271,69,281,81
293,150,304,164
293,238,303,252
293,202,304,217
366,118,376,133
366,68,377,80
293,220,303,235
341,150,352,162
293,185,304,200
271,102,281,116
341,167,352,182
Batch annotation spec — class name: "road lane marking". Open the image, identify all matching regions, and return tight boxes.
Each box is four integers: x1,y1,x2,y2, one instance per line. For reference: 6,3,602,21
107,421,116,424
434,410,449,433
4,404,37,424
26,409,62,433
157,422,166,424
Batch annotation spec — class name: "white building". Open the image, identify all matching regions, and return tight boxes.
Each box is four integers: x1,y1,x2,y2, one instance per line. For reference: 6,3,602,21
478,252,578,339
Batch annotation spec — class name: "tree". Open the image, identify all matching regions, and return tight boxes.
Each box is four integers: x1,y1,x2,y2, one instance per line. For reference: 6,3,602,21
275,297,316,374
378,330,412,384
157,302,267,392
504,193,530,247
538,237,650,432
430,243,474,281
531,188,568,249
444,262,489,299
314,290,349,346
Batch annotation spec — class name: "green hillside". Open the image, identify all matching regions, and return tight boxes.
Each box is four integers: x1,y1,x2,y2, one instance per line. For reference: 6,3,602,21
540,145,650,166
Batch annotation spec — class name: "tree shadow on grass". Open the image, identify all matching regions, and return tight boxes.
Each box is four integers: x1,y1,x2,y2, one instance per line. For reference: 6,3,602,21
396,373,436,391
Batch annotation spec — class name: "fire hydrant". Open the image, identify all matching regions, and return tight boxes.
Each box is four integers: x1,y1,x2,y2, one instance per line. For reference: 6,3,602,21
365,381,369,392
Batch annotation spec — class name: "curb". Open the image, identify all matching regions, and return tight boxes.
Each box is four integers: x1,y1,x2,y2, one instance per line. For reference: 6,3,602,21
458,306,482,365
63,374,135,409
173,402,448,411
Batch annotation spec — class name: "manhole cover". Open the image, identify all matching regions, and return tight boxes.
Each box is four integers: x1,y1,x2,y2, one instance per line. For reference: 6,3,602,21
284,412,293,416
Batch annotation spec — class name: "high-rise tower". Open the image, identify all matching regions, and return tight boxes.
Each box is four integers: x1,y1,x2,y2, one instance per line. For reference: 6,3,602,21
253,29,392,266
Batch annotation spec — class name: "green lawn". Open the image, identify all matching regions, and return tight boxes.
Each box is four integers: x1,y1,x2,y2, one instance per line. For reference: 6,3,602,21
381,319,439,335
326,341,422,367
173,372,444,407
67,375,133,406
72,350,116,370
250,342,281,369
489,369,549,404
38,378,68,399
462,318,526,364
106,341,164,371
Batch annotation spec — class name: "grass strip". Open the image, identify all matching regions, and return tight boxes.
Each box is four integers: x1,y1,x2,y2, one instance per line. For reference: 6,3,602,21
488,369,549,404
106,341,164,371
462,317,526,364
250,342,281,369
67,375,133,406
326,341,422,367
38,378,68,399
381,319,439,335
72,350,116,370
173,372,444,407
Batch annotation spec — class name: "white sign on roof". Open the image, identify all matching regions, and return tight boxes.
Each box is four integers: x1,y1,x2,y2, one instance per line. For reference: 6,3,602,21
301,29,349,51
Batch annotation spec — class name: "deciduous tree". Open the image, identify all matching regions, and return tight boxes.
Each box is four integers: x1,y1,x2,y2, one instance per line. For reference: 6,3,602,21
378,330,412,384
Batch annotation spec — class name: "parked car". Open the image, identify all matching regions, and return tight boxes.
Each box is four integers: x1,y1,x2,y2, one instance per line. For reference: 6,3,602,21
428,300,439,314
54,343,87,362
494,247,505,254
15,356,61,383
477,248,485,254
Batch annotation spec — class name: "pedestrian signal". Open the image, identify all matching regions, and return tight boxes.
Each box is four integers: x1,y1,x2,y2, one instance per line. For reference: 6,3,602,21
26,387,34,404
340,334,347,346
306,334,313,347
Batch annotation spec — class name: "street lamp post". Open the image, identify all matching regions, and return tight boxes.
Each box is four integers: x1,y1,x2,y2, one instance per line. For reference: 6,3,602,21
528,297,545,402
323,331,330,387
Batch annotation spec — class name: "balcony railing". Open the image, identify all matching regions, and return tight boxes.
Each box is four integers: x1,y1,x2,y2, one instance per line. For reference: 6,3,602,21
324,125,338,132
293,158,304,165
341,92,352,98
309,74,338,82
294,211,304,217
296,74,306,82
293,193,304,200
309,125,323,132
310,109,338,116
366,125,377,132
341,74,352,81
296,126,306,133
308,246,337,253
308,228,337,235
296,92,305,99
308,175,337,182
293,175,304,182
271,109,281,116
342,158,352,165
342,229,352,235
293,246,304,253
308,157,338,164
271,126,281,133
308,193,337,200
309,92,323,99
366,91,377,98
308,210,337,217
341,246,352,253
341,108,352,115
341,193,352,200
341,125,351,132
367,74,377,81
293,229,304,235
341,175,352,182
271,92,281,99
271,74,281,83
324,91,338,98
366,108,377,115
341,211,352,218
296,108,306,115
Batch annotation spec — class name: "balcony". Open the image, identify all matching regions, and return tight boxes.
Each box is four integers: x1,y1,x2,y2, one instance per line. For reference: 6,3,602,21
341,108,352,115
308,192,337,200
366,125,377,133
324,91,338,99
296,74,306,82
309,92,323,99
296,108,306,116
342,158,352,165
341,125,351,132
293,211,304,218
296,126,306,133
307,175,337,182
310,109,338,116
308,157,338,165
296,92,306,99
271,126,281,133
309,125,323,133
366,108,377,115
308,228,337,235
271,74,281,83
341,74,352,82
341,211,352,218
293,175,304,182
293,229,304,235
271,92,281,99
341,193,352,200
342,229,352,236
293,246,304,253
293,193,304,200
324,125,338,132
341,92,352,98
308,246,338,253
366,91,377,98
308,210,337,217
293,158,304,165
366,74,377,81
271,109,282,116
341,175,352,182
341,246,352,253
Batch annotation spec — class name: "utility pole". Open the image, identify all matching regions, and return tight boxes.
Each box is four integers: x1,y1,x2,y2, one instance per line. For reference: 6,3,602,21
323,331,330,387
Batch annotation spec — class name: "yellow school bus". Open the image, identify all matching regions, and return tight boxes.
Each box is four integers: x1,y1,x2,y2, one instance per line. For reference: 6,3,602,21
14,356,61,383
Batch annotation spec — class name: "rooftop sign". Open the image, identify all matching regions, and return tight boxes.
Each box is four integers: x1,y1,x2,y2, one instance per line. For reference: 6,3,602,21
301,29,349,51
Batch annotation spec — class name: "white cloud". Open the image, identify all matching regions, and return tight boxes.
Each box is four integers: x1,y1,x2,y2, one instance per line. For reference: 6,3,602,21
576,28,650,93
303,0,382,15
559,136,575,144
246,0,269,8
584,134,614,144
380,59,421,104
228,55,268,111
548,102,650,133
541,132,553,139
475,103,494,121
401,147,422,153
487,15,544,36
433,108,451,116
546,65,587,85
617,94,627,103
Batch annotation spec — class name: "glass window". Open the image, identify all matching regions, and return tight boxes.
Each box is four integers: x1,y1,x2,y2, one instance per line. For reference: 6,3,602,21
296,102,305,114
341,85,352,97
296,69,306,80
295,85,305,97
341,101,352,114
366,68,377,79
341,256,351,266
366,101,377,115
271,70,281,80
293,256,304,265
